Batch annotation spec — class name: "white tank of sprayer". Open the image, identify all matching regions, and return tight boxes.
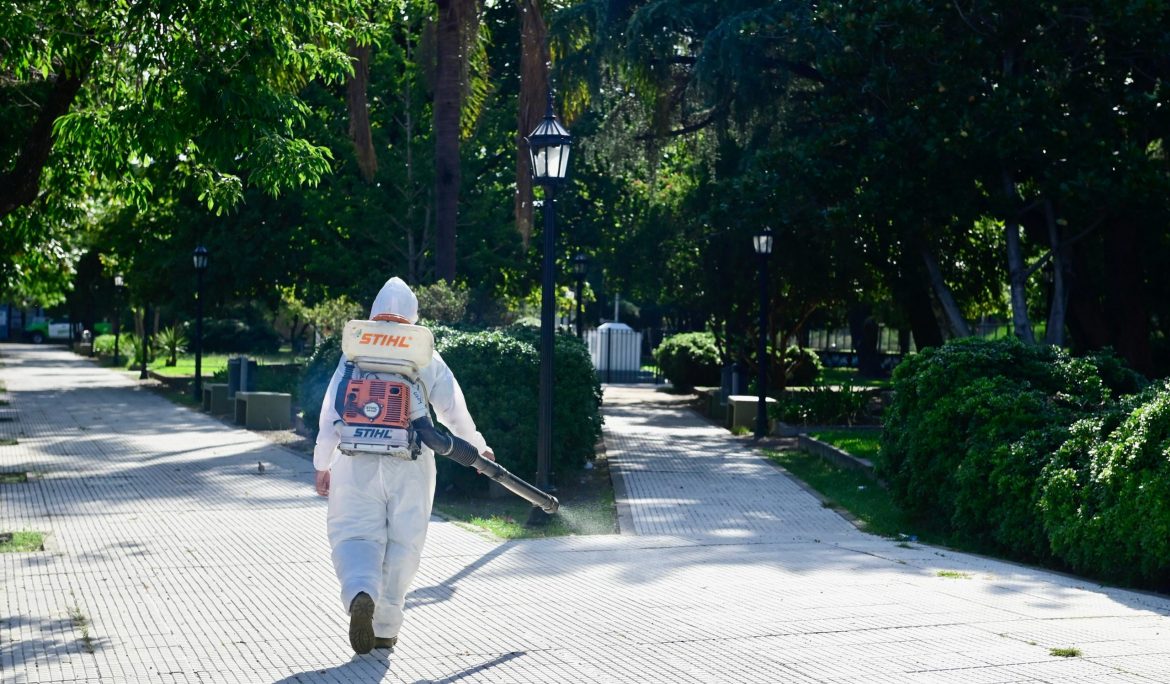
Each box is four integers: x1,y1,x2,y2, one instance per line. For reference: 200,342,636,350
341,319,434,376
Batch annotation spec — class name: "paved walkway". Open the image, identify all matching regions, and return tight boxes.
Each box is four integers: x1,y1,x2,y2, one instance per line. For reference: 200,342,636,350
1,343,1169,683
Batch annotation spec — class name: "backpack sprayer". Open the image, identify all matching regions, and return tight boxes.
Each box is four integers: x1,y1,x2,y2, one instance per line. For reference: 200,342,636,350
333,316,559,514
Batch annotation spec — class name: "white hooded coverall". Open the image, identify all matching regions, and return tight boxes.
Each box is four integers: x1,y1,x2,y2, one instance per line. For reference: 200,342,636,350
313,277,490,639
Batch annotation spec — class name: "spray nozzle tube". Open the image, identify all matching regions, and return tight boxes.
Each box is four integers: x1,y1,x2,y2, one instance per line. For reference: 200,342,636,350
412,418,560,514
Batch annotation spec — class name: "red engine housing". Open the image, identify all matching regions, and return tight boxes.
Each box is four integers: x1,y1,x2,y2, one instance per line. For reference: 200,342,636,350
338,378,412,429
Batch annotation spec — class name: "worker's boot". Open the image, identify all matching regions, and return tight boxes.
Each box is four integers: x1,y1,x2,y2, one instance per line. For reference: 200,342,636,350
348,592,375,654
374,636,397,650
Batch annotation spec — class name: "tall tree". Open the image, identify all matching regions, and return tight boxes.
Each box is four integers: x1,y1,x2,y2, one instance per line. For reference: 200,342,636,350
0,0,361,301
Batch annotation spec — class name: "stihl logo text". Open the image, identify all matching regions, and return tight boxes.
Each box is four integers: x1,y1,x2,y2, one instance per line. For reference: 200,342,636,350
358,333,412,348
354,427,393,438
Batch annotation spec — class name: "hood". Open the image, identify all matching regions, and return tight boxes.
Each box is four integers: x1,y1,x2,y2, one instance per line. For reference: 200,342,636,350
370,277,419,324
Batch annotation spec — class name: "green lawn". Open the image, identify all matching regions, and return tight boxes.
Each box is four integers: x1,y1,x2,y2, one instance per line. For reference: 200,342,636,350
146,351,302,378
809,429,882,461
767,446,949,544
434,459,618,539
810,367,891,389
435,490,616,539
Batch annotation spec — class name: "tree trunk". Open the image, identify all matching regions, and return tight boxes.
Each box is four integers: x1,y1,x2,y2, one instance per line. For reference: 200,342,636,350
1043,199,1068,347
848,304,882,378
433,0,471,282
1105,216,1152,374
921,245,971,338
515,0,549,248
346,40,378,183
1002,171,1035,343
893,268,945,350
0,52,95,218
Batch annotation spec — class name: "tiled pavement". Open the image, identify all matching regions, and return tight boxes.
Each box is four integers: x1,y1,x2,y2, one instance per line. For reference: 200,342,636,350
1,344,1169,683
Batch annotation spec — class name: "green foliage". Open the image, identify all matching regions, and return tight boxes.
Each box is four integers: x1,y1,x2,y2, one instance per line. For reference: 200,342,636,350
199,319,281,354
304,296,364,338
653,332,721,391
784,346,822,386
879,337,1116,560
435,325,603,493
92,333,132,358
156,327,188,366
1039,384,1170,589
416,281,470,324
772,385,873,426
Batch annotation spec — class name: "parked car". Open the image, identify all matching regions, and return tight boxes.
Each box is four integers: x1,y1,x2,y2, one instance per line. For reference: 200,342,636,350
24,318,111,344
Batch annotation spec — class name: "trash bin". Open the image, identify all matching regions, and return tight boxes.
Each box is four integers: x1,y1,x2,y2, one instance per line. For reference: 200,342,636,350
719,363,748,406
227,357,258,398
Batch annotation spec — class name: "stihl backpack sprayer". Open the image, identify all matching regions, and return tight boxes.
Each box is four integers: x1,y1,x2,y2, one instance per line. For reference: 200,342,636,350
333,315,559,514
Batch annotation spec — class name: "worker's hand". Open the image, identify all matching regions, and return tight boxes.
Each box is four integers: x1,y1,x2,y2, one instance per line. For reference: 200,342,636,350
315,469,330,497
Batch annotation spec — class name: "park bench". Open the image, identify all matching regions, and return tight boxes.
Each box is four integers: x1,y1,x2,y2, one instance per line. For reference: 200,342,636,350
726,394,777,433
233,391,292,430
202,383,231,415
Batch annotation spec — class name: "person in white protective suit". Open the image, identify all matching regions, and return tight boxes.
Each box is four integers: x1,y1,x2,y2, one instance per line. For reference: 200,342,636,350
313,277,494,654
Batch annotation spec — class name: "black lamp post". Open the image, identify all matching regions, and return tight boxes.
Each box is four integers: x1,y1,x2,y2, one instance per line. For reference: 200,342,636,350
526,91,572,525
572,253,588,339
753,228,774,438
113,274,124,367
192,246,209,402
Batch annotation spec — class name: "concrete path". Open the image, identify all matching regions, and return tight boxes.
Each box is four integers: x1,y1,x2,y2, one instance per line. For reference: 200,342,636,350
2,344,1169,683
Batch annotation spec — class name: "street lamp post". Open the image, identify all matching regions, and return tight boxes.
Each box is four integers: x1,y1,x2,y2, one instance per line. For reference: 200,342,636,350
192,246,209,402
572,253,588,339
113,274,124,367
525,91,572,525
753,228,774,439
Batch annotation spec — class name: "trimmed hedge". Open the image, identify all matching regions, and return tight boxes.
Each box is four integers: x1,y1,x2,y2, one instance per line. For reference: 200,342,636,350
879,337,1128,561
298,326,603,494
1040,384,1170,589
654,331,721,391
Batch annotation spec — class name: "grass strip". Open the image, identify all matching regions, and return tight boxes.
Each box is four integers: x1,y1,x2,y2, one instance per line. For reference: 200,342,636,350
435,487,617,540
766,448,947,542
0,531,44,552
0,472,28,483
809,429,882,461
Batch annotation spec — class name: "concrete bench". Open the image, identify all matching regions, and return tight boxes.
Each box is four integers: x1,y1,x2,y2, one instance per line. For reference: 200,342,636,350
234,391,292,430
202,383,231,415
727,394,777,432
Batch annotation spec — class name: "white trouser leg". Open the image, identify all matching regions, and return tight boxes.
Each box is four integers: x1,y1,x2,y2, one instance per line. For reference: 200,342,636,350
373,453,437,638
327,453,385,610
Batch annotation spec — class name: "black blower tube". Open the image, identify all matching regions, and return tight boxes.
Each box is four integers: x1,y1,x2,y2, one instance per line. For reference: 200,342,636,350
412,418,560,514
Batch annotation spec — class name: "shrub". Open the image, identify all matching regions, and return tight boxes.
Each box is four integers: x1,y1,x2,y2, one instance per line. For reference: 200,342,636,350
436,325,603,494
156,326,188,366
653,332,721,391
416,281,470,323
1039,384,1170,589
199,318,281,354
92,333,134,362
771,384,873,425
879,337,1116,559
784,346,823,386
